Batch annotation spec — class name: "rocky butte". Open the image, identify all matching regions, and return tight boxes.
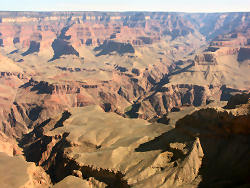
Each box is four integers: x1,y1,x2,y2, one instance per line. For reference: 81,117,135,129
0,11,249,187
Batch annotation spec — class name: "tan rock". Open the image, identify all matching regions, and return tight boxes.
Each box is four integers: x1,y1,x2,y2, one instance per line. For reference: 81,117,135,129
53,176,106,188
0,152,51,188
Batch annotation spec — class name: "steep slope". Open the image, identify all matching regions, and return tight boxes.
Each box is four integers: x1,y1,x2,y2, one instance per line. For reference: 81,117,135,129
175,99,250,187
168,31,250,88
0,12,249,141
19,94,250,187
186,12,250,40
20,105,202,187
0,52,29,154
133,30,250,119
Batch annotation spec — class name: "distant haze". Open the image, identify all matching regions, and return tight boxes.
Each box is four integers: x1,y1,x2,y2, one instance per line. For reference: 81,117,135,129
0,0,250,12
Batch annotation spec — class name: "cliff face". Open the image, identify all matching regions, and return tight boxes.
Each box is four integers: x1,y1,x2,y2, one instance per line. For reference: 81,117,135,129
175,99,250,187
1,61,246,141
19,105,203,187
0,12,249,60
0,12,194,55
19,95,250,187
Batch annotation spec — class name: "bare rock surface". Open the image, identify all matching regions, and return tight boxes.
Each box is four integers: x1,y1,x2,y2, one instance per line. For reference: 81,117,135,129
21,97,250,187
21,105,201,187
0,152,51,188
53,176,106,188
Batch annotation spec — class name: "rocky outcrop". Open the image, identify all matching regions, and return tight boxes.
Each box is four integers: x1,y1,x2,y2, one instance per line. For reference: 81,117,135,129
20,105,204,187
53,176,106,188
192,13,250,41
0,58,30,140
210,32,249,47
19,95,250,187
0,12,248,57
0,152,51,188
175,101,250,187
1,57,247,142
0,132,22,156
137,84,218,119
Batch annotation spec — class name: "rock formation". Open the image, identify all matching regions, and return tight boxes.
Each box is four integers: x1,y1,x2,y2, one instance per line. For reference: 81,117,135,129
0,11,249,187
0,152,51,188
19,94,250,187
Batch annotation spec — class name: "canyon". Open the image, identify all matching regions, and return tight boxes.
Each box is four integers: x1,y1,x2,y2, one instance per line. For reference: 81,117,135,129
0,11,249,187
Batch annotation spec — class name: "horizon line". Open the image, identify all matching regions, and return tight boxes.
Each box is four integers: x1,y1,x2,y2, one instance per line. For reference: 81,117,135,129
0,10,249,14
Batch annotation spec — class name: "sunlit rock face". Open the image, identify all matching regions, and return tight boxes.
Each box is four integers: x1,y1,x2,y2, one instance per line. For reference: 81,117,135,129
0,152,52,188
19,97,250,187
